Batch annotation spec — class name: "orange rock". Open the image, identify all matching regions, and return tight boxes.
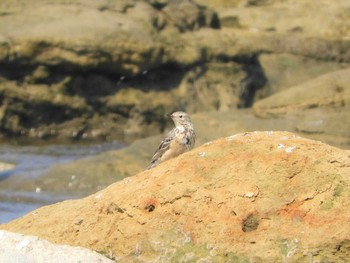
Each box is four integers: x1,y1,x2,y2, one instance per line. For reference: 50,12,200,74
1,131,350,261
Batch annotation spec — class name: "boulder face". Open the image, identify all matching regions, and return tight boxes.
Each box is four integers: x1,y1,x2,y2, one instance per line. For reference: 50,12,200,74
2,131,350,262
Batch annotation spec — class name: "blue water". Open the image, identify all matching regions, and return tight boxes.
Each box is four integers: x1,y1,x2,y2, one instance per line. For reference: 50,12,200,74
0,141,124,224
0,201,40,223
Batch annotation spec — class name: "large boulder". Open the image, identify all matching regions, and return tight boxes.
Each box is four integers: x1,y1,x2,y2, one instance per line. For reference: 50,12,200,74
1,131,350,262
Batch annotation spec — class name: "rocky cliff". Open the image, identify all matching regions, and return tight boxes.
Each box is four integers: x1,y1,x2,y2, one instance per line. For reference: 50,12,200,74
0,0,349,143
1,131,349,262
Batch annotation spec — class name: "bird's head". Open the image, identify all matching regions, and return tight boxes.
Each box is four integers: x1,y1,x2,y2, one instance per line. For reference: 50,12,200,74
168,111,193,128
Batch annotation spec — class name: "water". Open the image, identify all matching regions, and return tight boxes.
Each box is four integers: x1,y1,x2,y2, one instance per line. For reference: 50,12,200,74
0,141,124,224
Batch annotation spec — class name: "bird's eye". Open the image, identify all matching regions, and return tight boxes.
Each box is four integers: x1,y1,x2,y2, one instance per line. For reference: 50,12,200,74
179,115,183,118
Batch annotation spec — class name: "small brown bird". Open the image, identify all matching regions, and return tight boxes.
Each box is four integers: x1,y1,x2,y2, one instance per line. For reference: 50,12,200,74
147,111,195,169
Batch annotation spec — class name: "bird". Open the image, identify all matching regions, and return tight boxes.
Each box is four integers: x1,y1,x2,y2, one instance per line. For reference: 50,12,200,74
146,111,195,169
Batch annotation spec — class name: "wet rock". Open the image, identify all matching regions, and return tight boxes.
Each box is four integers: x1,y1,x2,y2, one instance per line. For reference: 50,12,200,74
1,131,350,262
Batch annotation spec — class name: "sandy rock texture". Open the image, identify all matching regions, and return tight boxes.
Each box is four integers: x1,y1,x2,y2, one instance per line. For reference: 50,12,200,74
0,230,113,263
1,131,350,262
0,0,349,141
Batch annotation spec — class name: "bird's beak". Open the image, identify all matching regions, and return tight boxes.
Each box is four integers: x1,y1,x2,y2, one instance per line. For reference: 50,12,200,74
167,113,173,118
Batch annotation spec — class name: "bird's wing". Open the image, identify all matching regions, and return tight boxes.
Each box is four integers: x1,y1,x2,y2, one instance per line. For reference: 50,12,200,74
147,129,175,169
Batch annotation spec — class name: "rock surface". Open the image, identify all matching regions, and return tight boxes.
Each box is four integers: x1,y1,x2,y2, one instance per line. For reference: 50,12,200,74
215,0,350,38
0,230,113,263
1,131,350,262
258,53,347,95
253,68,350,118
